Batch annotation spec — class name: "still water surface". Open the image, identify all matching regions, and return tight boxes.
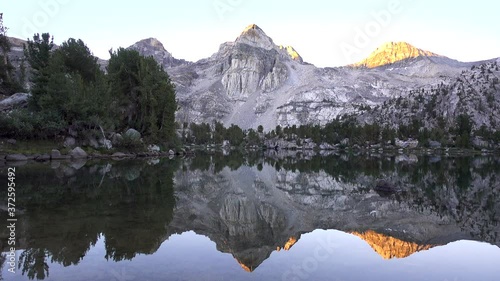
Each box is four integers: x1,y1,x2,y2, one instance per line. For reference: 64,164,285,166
1,153,500,280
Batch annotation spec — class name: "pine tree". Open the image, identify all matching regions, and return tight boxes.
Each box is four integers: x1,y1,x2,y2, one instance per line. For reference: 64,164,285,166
0,13,23,95
24,33,55,109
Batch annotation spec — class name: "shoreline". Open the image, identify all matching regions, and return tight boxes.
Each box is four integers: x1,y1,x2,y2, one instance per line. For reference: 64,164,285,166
1,144,498,168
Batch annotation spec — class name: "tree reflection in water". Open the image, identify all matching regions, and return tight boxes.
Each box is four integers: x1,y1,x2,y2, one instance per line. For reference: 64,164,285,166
0,153,499,279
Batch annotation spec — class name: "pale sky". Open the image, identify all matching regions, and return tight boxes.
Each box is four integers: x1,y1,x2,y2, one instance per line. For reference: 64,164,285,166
3,0,500,67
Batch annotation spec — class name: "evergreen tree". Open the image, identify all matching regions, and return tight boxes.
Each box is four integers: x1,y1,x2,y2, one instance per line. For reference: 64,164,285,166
0,13,23,95
107,48,177,142
213,120,225,144
455,114,472,148
24,33,55,110
226,124,245,146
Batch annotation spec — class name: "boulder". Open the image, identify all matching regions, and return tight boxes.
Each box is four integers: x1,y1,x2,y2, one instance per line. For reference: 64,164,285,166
88,137,100,149
124,128,141,142
51,149,70,160
428,140,442,149
5,154,28,161
6,139,16,145
112,152,128,159
319,143,335,150
35,154,51,162
0,93,30,111
102,139,113,150
148,144,161,153
64,137,76,148
341,138,350,146
70,147,88,159
69,159,87,170
111,133,123,146
395,138,419,149
395,154,418,164
168,149,176,155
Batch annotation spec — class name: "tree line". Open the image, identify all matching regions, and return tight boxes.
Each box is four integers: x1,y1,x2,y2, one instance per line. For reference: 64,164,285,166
180,112,500,150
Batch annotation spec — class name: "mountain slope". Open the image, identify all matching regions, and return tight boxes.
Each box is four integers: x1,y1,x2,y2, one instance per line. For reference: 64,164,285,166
155,25,486,129
361,60,500,134
5,25,497,130
128,37,190,68
352,41,447,68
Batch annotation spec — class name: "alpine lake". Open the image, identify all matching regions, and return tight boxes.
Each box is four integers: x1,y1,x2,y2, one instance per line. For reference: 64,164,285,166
1,151,500,281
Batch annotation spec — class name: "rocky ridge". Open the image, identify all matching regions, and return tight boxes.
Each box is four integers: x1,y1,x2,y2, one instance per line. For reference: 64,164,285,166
4,25,499,132
132,25,492,130
362,60,500,133
352,41,442,68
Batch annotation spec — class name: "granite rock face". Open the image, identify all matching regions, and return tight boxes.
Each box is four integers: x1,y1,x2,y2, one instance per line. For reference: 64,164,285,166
7,25,497,131
128,37,190,68
352,41,442,68
133,25,490,130
362,60,500,132
0,92,30,111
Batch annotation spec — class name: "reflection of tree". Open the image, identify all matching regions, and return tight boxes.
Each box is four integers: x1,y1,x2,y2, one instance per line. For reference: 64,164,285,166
18,249,49,280
1,159,178,280
0,253,5,280
2,154,500,279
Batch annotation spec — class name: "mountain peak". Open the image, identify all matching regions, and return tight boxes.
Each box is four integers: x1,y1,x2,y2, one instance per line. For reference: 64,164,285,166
242,23,262,33
128,38,189,68
235,24,275,50
279,45,303,62
353,41,441,68
135,37,166,49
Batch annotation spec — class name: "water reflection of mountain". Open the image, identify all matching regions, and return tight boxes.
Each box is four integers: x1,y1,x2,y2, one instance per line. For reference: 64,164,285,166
1,154,499,279
170,155,500,270
1,159,178,280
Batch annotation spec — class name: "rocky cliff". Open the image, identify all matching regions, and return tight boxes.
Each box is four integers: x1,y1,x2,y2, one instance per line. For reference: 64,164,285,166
361,59,500,133
130,25,491,130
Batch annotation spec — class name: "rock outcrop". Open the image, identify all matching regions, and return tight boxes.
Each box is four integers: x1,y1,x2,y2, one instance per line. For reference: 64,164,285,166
128,37,190,68
159,26,488,129
0,92,30,111
362,60,500,132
